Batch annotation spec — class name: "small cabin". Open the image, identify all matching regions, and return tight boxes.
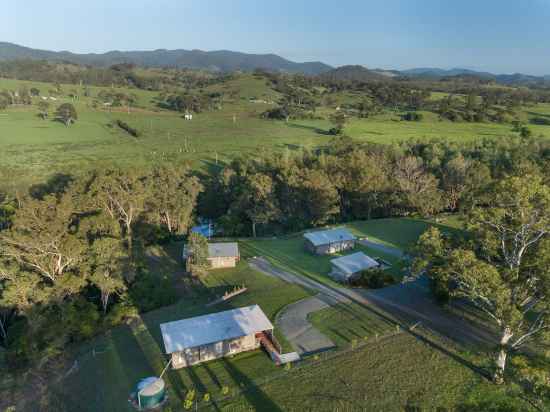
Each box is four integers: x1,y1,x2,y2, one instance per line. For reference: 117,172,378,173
303,228,356,255
208,243,240,269
160,305,275,369
183,242,240,269
329,252,380,283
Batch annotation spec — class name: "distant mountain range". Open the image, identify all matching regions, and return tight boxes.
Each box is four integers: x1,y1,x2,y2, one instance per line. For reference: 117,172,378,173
0,42,333,75
400,67,550,85
0,42,549,84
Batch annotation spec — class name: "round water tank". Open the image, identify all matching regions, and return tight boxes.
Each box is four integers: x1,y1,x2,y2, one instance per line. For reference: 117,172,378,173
136,377,166,409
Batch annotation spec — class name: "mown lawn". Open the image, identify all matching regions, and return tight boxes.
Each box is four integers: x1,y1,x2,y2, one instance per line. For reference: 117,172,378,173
26,258,310,412
346,216,463,249
308,303,395,348
240,218,459,286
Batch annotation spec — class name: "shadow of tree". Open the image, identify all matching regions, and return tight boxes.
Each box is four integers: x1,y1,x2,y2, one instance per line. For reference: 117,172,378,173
221,358,283,412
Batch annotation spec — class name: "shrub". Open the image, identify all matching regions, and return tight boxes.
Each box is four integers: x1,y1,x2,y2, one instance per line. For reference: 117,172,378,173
262,106,289,120
530,117,550,126
129,271,178,312
55,103,78,126
115,119,140,137
103,302,139,327
350,268,396,289
401,112,423,121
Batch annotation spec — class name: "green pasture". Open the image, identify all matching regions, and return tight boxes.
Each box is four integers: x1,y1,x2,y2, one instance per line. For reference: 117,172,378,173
214,332,503,411
2,75,550,185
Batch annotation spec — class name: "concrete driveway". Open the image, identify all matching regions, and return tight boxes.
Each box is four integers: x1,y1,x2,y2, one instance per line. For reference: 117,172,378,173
276,295,337,355
249,257,347,355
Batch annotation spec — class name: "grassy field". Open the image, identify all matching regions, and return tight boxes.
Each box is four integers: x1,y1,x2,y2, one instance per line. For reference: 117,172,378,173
2,75,550,185
21,258,310,412
212,332,503,411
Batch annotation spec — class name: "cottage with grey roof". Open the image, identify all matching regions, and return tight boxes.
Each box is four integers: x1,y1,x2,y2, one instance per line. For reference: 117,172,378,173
329,252,380,283
183,242,240,269
207,242,240,268
160,305,276,368
303,228,357,255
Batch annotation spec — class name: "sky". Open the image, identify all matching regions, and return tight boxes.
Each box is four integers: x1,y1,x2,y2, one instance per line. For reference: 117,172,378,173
2,0,550,75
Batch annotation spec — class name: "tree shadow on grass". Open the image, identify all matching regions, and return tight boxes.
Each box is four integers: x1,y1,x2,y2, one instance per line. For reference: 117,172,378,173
286,122,331,135
526,110,550,120
221,358,283,412
110,323,187,405
329,327,351,344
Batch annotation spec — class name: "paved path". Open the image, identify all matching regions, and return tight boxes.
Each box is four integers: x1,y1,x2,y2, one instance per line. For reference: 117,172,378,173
276,295,337,355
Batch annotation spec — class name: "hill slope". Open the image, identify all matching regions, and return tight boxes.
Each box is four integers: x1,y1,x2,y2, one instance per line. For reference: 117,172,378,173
401,67,550,85
319,65,390,82
0,42,333,75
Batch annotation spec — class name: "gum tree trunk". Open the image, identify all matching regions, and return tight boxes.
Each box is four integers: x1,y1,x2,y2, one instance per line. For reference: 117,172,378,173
494,327,513,384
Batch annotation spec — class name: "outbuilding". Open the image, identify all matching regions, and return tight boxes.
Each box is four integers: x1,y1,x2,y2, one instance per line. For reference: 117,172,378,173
160,305,275,369
183,242,240,269
208,242,240,269
329,252,380,283
303,228,357,255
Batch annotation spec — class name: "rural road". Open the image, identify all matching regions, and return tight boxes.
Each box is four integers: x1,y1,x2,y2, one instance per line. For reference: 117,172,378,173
249,256,495,352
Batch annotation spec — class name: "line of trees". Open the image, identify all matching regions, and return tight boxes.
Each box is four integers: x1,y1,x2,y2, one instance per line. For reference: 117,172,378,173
199,135,550,237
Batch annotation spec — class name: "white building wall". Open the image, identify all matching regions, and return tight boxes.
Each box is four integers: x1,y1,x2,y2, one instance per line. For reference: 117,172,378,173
171,333,262,369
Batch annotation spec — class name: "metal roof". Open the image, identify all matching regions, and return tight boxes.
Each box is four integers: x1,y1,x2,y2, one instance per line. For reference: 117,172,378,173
330,252,379,276
160,305,273,354
191,224,214,238
303,228,356,247
208,242,239,258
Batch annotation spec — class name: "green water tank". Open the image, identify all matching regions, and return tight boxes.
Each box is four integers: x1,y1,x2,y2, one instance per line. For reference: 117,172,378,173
136,377,166,409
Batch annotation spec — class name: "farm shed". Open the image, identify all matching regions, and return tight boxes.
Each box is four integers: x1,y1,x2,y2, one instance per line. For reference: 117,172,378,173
208,242,240,268
303,228,357,255
329,252,380,283
183,242,240,269
160,305,275,369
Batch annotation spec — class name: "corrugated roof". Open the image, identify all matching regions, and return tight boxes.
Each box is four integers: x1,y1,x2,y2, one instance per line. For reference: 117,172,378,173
208,242,239,258
160,305,273,354
303,228,356,247
330,252,379,276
